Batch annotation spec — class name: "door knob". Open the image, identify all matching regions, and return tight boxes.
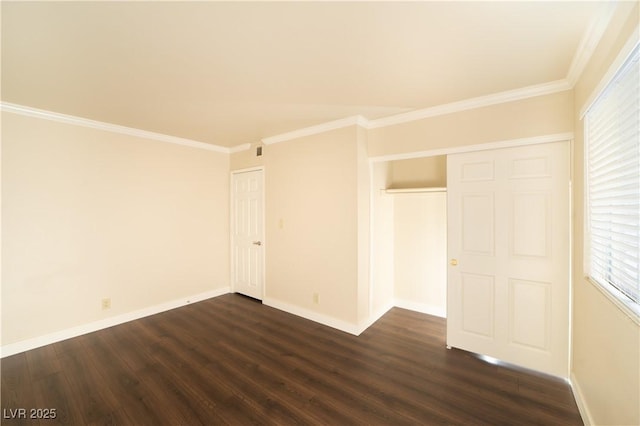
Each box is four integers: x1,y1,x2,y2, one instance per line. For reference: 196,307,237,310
253,241,262,246
450,259,458,266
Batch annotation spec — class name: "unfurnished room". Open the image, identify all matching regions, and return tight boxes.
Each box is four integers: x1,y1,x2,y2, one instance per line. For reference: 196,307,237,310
1,1,639,425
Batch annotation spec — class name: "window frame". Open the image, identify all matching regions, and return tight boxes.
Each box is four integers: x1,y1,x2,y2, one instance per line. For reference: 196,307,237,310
583,34,640,323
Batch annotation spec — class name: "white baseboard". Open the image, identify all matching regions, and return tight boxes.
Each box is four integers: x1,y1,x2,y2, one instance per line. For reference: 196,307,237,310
1,291,446,358
395,298,447,318
262,297,362,336
1,287,230,358
263,298,445,337
570,372,593,426
357,302,395,334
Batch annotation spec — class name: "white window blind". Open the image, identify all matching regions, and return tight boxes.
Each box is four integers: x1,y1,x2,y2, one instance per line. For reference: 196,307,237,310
586,43,639,307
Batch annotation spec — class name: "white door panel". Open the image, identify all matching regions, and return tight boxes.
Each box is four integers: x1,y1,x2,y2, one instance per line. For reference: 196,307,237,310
232,169,264,300
447,142,570,377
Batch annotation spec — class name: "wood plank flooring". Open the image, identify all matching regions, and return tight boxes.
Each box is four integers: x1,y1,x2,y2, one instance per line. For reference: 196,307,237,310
1,294,583,425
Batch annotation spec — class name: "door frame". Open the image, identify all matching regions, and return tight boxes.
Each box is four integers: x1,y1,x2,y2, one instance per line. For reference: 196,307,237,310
230,166,266,300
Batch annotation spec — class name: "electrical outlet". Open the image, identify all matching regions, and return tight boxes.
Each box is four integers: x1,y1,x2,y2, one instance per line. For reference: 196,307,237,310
313,293,319,304
101,298,111,310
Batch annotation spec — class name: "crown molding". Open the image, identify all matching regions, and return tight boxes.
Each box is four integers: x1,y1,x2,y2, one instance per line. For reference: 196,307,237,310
254,2,613,141
0,102,230,154
367,79,572,130
258,80,571,145
261,115,370,145
2,4,615,154
369,132,574,163
580,24,639,118
256,76,574,145
228,143,252,153
566,1,617,87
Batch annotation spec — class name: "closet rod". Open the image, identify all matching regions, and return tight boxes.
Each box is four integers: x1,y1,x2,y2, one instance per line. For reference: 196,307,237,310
383,187,447,194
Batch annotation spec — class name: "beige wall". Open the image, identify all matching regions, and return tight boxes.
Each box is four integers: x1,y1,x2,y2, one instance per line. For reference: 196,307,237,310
389,156,447,189
393,192,447,317
261,126,365,324
368,90,573,157
2,112,230,345
571,2,639,425
231,125,371,328
230,142,264,170
370,169,448,320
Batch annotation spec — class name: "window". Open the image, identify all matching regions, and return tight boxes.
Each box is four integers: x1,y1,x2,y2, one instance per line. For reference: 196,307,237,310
585,43,639,317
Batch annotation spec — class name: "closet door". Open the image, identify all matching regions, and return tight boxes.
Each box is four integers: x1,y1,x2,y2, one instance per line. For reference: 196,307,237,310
447,141,570,377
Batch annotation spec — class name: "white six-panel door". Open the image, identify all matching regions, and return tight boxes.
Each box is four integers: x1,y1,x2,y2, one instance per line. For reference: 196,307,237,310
232,169,264,300
447,141,570,377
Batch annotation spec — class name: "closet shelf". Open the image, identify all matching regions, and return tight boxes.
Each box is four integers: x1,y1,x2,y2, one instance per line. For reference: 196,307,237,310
383,187,447,194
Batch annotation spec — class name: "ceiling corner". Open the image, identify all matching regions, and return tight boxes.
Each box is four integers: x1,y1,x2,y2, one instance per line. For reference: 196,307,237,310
565,1,617,87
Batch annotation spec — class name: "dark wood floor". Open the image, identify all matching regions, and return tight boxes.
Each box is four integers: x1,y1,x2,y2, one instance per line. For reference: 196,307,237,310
2,293,582,425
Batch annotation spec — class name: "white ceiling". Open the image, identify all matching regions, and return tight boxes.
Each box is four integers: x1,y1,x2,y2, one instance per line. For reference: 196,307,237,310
2,1,605,148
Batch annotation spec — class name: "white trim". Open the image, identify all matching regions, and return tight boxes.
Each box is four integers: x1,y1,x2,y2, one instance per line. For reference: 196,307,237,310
368,161,376,320
230,165,265,175
0,287,230,358
229,143,252,153
585,277,640,326
263,297,362,336
0,102,230,154
3,0,612,158
369,132,574,163
570,372,594,426
367,80,571,130
566,1,617,87
580,25,640,118
3,89,574,159
385,187,447,194
258,79,571,148
567,172,575,382
257,78,571,148
395,299,446,318
262,298,443,337
261,115,369,145
4,80,574,155
359,301,395,335
253,3,613,144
